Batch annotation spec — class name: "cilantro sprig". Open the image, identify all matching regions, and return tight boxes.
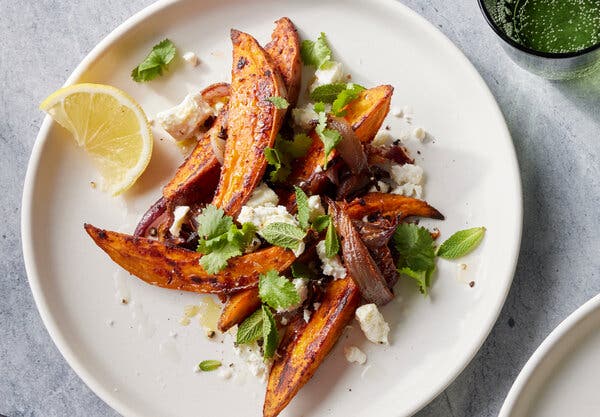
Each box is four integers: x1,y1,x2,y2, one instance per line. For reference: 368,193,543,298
300,32,332,69
259,270,300,311
131,39,177,82
264,134,312,182
315,111,342,169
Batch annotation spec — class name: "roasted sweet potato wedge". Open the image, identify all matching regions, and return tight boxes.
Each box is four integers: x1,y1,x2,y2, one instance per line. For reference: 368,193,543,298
264,278,361,417
85,224,295,294
265,17,301,107
217,289,262,332
289,85,393,190
346,192,444,220
211,30,287,216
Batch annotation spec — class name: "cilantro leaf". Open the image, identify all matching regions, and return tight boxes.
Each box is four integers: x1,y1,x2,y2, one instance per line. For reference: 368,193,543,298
312,214,331,232
325,221,340,258
236,308,264,345
262,305,278,359
332,83,366,116
259,270,300,310
393,224,436,294
300,32,332,69
264,134,312,183
294,186,310,230
131,39,177,82
315,112,342,169
313,102,326,113
264,146,289,182
259,222,306,251
196,204,232,239
310,83,348,103
399,267,433,295
267,96,289,109
279,134,313,159
437,227,486,259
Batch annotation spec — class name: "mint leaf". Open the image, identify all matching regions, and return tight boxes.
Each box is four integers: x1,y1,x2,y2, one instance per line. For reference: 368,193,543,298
196,204,232,239
300,32,332,69
291,262,317,280
259,222,306,251
313,102,326,113
294,186,310,230
236,308,264,345
262,306,279,359
325,221,340,258
399,267,433,295
267,96,289,109
259,270,300,310
315,111,342,169
310,83,348,103
131,39,177,82
437,227,486,259
198,360,222,371
332,83,365,116
312,214,330,232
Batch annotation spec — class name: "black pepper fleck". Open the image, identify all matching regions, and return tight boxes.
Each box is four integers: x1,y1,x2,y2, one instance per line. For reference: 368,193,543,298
469,281,475,287
508,317,515,328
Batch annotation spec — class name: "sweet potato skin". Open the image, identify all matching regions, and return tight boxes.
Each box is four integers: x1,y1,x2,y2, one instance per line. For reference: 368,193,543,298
217,289,262,332
84,224,295,294
263,278,361,417
265,17,301,107
345,192,444,220
211,30,287,216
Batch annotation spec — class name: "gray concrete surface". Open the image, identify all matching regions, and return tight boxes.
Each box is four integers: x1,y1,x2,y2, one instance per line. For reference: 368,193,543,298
1,1,598,416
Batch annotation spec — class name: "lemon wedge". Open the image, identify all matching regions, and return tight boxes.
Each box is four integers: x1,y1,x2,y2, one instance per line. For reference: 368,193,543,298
40,83,153,195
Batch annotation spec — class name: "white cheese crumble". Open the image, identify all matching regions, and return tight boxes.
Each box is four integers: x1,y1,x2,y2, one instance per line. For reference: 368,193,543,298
344,346,367,364
413,127,426,141
307,195,325,222
310,61,345,91
388,163,424,198
218,367,233,380
156,91,215,141
316,240,347,279
291,104,319,130
371,130,396,147
277,278,308,313
234,342,271,381
355,304,390,345
369,180,390,194
245,183,279,207
182,51,200,67
169,205,190,237
303,309,312,323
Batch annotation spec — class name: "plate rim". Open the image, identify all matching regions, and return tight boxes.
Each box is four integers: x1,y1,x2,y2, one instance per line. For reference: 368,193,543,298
498,293,600,417
21,1,523,416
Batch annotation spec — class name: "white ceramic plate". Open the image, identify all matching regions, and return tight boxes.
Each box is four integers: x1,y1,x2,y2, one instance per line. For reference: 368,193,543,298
22,1,522,416
499,294,600,417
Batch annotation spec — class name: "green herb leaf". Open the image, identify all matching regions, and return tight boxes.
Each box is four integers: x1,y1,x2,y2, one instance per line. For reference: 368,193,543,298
279,134,313,159
300,32,332,69
312,214,331,232
313,102,326,113
198,360,222,371
399,267,434,295
437,227,486,259
291,262,317,280
264,135,312,183
315,111,342,169
259,270,300,310
261,305,279,359
310,83,348,103
236,308,264,345
131,39,177,82
196,204,233,239
332,83,366,116
267,96,289,109
325,221,340,258
259,222,306,251
393,224,436,294
294,186,310,230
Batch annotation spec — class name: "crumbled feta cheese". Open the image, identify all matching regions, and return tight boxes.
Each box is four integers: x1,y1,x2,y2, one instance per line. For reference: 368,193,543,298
303,309,312,323
316,240,347,279
218,367,233,380
292,104,319,130
344,346,367,364
183,51,200,67
280,317,289,325
388,163,424,198
234,342,271,381
307,195,325,222
391,107,404,117
355,304,390,344
245,183,279,208
313,302,321,311
156,91,215,141
277,278,308,313
371,130,396,147
369,180,391,194
169,206,190,237
237,205,298,229
310,61,345,91
413,127,426,141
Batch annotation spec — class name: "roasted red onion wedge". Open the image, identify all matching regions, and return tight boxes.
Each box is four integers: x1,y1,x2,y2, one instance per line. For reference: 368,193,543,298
327,116,368,175
133,197,167,237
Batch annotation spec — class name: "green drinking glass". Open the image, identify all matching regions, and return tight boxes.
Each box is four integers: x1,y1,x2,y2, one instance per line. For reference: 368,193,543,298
478,0,600,79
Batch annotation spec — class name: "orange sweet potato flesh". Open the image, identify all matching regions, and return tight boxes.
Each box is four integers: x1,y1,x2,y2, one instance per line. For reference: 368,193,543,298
84,224,295,295
345,192,444,220
217,288,261,332
289,85,393,189
211,30,287,216
263,278,361,417
265,17,301,107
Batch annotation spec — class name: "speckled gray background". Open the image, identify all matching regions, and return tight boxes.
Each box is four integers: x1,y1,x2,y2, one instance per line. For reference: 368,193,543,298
1,1,599,416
